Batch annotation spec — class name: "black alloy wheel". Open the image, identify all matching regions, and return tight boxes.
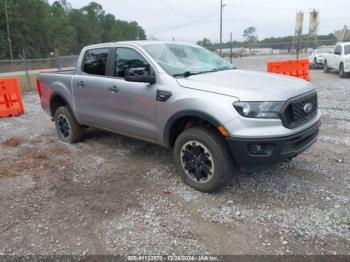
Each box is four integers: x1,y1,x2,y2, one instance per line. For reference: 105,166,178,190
57,114,71,138
180,140,215,184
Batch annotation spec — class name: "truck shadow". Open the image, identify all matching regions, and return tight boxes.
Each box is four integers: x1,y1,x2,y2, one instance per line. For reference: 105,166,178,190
82,127,312,199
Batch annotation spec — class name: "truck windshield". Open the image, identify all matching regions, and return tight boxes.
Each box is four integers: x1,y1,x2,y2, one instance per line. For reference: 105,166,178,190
143,43,235,77
345,45,350,55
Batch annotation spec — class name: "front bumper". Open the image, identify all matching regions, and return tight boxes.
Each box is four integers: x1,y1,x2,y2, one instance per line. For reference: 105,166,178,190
226,121,321,172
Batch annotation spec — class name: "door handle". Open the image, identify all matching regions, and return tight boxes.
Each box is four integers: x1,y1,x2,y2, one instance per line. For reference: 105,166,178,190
77,81,85,88
108,86,119,93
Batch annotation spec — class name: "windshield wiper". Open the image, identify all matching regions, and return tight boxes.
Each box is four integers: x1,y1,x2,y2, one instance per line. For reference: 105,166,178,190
173,69,218,78
173,67,237,78
173,71,195,78
219,67,237,71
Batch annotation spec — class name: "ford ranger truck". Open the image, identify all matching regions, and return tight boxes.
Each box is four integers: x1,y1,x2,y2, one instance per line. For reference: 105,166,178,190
37,41,321,193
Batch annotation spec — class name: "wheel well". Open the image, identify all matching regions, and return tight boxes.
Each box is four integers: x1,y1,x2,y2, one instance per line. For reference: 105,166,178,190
50,95,67,116
168,116,220,148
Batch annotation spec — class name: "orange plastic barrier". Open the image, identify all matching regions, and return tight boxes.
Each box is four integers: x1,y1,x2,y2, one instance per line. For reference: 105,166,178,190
267,59,310,81
0,78,24,118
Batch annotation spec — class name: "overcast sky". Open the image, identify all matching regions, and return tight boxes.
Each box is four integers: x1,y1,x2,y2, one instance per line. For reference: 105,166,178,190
61,0,350,43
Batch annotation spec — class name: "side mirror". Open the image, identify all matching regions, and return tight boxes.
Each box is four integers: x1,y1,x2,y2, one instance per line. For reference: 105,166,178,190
125,67,156,84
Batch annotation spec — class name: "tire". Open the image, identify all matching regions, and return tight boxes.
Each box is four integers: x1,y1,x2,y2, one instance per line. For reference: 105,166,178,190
339,63,347,78
323,61,330,73
174,126,236,193
54,106,84,144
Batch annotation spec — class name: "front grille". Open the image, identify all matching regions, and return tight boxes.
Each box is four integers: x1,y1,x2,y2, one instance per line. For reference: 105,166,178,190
281,92,318,128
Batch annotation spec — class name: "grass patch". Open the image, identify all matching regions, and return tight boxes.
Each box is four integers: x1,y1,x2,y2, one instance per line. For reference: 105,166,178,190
0,170,9,177
2,137,23,147
16,73,38,93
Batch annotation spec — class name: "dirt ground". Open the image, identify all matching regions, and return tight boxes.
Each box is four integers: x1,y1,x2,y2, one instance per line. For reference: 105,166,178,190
0,56,349,255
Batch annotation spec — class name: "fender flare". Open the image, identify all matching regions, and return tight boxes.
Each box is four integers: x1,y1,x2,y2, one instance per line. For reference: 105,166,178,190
163,110,222,147
49,92,70,116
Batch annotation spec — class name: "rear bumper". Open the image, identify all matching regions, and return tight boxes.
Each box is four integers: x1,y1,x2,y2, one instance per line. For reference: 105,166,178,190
226,121,321,172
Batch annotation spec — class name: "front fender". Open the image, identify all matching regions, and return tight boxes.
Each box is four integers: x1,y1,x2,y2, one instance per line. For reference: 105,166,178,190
157,93,239,147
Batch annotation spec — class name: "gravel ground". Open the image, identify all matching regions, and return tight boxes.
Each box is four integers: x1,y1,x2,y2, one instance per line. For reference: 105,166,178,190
0,55,349,255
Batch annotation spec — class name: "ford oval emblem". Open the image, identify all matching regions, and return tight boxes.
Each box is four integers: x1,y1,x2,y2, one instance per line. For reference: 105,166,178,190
303,103,313,114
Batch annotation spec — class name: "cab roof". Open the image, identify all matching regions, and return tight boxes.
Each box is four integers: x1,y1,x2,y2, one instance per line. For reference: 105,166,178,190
83,40,198,50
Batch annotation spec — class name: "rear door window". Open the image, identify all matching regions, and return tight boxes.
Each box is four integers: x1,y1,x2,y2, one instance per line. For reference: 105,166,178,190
83,48,110,76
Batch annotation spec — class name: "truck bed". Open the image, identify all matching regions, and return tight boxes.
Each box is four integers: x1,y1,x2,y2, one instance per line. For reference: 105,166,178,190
37,69,77,117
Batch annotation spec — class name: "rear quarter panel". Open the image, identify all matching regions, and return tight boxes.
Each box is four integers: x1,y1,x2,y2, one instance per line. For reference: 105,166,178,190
38,73,76,118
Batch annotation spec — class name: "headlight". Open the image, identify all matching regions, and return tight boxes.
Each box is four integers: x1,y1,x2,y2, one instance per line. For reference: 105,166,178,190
233,101,284,119
345,58,350,64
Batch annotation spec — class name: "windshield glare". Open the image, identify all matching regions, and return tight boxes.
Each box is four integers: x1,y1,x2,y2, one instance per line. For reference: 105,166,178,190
143,43,235,76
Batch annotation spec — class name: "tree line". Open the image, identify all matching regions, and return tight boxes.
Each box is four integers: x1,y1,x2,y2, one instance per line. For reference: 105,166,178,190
0,0,146,59
197,26,337,52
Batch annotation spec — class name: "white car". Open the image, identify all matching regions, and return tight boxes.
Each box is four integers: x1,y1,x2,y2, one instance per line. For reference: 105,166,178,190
309,47,333,68
323,42,350,78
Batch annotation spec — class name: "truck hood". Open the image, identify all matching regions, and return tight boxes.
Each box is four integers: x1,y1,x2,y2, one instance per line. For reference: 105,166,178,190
176,69,314,101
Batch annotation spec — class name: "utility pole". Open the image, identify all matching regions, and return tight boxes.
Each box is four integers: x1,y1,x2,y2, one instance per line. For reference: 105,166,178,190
230,32,233,64
219,0,225,57
82,10,92,44
21,49,33,90
4,0,14,60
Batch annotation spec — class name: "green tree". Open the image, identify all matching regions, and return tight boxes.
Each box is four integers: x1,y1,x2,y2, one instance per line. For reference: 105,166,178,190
197,38,214,50
81,2,104,44
0,0,147,59
47,1,75,54
243,26,258,54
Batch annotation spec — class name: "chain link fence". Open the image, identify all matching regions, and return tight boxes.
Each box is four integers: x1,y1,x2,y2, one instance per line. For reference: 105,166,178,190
0,55,78,92
0,55,78,73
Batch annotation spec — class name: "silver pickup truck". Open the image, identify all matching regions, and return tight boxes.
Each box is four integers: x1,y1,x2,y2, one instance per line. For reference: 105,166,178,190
37,41,321,192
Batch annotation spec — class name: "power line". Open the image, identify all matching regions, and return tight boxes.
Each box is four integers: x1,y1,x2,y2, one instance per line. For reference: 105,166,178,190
155,0,201,18
147,1,350,36
147,17,350,34
219,0,224,56
149,1,350,36
147,12,219,33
